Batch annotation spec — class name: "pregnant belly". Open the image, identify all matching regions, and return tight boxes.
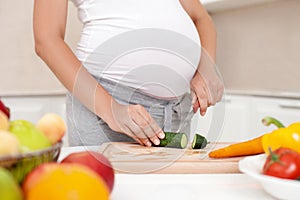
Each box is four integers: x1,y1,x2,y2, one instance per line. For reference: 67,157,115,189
80,28,201,99
104,48,198,98
76,1,201,98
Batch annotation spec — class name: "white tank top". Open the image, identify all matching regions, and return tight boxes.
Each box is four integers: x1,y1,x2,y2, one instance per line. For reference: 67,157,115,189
71,0,201,98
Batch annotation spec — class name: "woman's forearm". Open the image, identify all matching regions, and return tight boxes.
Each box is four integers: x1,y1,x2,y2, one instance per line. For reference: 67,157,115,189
33,0,116,124
194,15,217,63
34,36,114,123
35,37,80,92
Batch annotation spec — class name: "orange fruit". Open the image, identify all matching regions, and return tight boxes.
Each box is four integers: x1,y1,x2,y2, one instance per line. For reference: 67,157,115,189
23,163,109,200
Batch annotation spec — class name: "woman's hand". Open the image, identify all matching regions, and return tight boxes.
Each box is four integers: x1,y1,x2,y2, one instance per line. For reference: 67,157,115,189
106,100,165,147
190,50,224,116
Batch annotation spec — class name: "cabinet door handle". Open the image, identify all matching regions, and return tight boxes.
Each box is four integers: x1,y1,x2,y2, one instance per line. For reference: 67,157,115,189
279,104,300,110
224,99,231,103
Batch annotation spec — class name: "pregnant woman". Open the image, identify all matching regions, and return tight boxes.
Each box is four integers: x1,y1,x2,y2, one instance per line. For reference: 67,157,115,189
33,0,224,146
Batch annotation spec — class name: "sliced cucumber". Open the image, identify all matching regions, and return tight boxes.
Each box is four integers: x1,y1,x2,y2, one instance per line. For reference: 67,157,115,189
155,132,188,149
192,134,208,149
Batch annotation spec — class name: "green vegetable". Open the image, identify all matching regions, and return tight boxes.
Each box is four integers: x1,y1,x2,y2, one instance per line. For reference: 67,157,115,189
262,116,285,128
192,134,208,149
155,132,188,149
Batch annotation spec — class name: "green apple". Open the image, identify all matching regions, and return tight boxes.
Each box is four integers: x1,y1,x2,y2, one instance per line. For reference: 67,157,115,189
9,120,51,152
0,167,23,200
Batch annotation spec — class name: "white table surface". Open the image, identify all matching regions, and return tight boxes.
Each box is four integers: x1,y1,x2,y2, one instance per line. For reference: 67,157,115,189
59,146,276,200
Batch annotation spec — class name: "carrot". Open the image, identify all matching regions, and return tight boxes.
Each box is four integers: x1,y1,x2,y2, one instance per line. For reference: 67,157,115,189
209,117,286,159
208,136,264,158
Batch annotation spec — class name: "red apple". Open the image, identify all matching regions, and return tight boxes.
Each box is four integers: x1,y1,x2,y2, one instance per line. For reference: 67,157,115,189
0,99,10,119
61,151,114,192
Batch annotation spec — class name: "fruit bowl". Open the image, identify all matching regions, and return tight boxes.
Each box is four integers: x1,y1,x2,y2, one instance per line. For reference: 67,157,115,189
0,141,62,183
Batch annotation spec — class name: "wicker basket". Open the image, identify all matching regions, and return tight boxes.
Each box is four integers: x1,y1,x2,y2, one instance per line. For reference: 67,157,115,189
0,142,62,183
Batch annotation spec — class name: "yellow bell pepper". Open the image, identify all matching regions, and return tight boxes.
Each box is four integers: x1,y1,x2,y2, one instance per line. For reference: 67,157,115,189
262,122,300,154
288,122,300,132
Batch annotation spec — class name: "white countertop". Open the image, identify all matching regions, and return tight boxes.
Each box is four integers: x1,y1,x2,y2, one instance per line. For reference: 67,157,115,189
111,174,275,200
59,146,276,200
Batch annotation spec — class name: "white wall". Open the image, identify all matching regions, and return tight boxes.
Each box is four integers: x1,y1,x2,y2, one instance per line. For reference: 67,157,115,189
212,0,300,97
0,0,81,96
1,0,299,97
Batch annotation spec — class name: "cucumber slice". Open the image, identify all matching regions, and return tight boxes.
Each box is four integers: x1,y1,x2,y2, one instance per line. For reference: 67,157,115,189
155,132,188,149
192,134,207,149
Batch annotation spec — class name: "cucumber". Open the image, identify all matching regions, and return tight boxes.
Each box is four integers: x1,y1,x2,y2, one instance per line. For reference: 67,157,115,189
192,134,208,149
155,132,188,149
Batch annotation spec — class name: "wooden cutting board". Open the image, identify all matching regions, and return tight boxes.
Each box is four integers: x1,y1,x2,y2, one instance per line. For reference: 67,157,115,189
98,142,243,174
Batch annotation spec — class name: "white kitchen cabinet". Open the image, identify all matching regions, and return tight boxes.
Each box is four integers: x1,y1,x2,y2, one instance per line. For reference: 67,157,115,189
201,0,281,12
191,95,251,143
2,94,300,145
2,95,66,123
191,94,300,143
250,97,300,137
220,96,252,142
1,95,68,145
